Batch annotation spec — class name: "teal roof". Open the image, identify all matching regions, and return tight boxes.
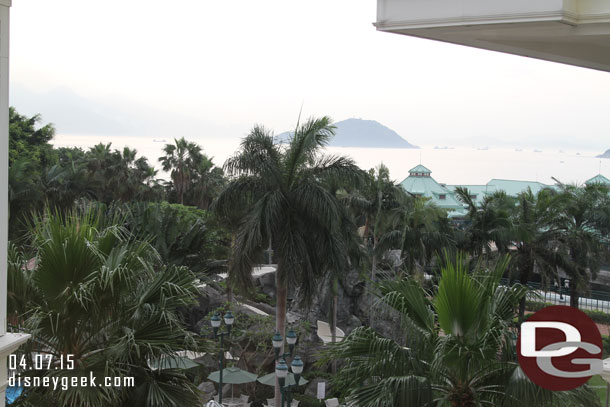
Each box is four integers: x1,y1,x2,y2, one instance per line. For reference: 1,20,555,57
399,164,564,219
485,179,554,196
400,171,465,215
408,164,431,174
585,174,610,186
446,184,497,206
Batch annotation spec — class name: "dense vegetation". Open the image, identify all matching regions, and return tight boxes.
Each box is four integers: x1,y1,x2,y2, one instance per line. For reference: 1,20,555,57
6,107,610,406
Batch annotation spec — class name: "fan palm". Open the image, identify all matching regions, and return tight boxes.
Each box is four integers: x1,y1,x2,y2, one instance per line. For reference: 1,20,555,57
215,116,361,404
159,137,205,204
8,209,204,407
322,253,599,407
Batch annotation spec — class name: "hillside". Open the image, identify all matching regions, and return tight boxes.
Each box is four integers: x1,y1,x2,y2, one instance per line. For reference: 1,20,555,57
278,118,418,149
597,149,610,158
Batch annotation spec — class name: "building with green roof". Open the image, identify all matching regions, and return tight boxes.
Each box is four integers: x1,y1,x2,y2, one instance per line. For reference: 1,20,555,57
399,164,607,218
585,174,610,188
399,165,466,218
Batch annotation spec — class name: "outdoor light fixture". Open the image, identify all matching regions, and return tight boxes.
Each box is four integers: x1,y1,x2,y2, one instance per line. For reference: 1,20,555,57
286,328,297,354
275,358,289,387
272,332,283,359
210,313,221,336
223,310,234,334
271,328,304,407
291,355,304,386
210,309,236,405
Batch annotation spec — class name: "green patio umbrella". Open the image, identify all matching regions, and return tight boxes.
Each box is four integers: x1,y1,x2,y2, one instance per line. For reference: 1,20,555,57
208,367,258,384
257,372,309,386
208,367,258,400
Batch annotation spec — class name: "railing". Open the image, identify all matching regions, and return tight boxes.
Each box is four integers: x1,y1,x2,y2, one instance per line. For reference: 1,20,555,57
501,279,610,314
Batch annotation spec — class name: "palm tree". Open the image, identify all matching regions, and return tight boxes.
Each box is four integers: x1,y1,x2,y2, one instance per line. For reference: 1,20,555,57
341,164,405,281
189,158,225,210
553,184,609,309
322,253,599,407
8,209,204,407
159,137,204,204
379,195,454,275
509,188,563,320
454,187,512,256
326,184,363,353
216,116,361,404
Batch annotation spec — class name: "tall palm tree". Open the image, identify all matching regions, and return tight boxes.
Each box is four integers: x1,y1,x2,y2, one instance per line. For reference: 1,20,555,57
553,184,609,309
322,254,599,407
509,188,563,320
454,187,512,256
159,138,204,204
216,116,361,404
379,196,454,274
8,209,204,407
189,158,225,210
341,164,404,281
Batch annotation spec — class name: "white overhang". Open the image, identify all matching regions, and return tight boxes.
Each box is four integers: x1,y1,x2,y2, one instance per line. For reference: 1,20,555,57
375,0,610,72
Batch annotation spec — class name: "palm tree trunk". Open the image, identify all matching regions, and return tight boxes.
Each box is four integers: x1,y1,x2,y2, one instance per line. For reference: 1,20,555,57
518,253,533,323
570,283,579,309
331,276,338,374
227,233,236,303
275,265,287,407
362,216,370,244
368,239,377,326
370,236,378,282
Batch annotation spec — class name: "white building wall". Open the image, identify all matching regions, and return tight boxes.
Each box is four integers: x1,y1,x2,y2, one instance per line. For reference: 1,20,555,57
0,2,31,407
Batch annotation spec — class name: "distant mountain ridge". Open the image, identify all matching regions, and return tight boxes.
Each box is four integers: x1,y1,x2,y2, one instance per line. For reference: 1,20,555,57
278,118,418,149
597,149,610,158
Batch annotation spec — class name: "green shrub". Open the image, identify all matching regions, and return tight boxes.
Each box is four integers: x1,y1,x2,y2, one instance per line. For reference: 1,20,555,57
293,394,323,407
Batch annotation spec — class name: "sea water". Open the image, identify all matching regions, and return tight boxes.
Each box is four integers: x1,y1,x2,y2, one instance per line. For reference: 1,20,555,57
51,134,607,186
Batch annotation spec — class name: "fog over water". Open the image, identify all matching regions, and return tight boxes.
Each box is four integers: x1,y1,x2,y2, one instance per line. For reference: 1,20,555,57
52,134,606,186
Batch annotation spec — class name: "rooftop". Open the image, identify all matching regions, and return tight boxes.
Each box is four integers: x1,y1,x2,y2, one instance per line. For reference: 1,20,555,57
408,164,431,174
586,174,610,186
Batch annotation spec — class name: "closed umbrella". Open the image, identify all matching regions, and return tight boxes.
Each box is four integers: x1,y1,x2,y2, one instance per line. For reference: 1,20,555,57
257,372,309,386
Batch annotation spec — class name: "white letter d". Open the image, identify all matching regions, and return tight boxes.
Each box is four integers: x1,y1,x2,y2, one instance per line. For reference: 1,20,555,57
521,321,581,357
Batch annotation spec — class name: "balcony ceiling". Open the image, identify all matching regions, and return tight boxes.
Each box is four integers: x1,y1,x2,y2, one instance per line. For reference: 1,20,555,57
376,1,610,72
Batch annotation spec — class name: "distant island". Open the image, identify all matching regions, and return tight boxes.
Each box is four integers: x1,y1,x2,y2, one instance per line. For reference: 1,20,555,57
597,149,610,158
278,118,418,149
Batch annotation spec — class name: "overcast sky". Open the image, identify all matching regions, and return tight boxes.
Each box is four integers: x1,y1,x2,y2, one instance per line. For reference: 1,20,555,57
8,0,610,153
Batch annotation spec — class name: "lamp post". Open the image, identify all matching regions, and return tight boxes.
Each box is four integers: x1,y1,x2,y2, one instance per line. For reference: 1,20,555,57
210,310,235,405
272,328,305,407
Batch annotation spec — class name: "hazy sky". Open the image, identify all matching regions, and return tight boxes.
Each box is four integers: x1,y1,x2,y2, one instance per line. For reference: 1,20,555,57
9,0,610,153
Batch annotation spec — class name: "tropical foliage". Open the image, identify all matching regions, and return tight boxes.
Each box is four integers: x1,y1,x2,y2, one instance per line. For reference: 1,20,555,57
7,106,610,405
159,137,225,208
8,210,205,407
322,254,600,407
215,116,362,403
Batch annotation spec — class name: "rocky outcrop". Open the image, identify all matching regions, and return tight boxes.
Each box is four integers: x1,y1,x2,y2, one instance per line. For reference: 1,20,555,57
305,378,330,399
